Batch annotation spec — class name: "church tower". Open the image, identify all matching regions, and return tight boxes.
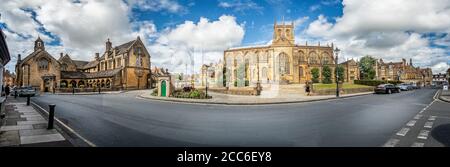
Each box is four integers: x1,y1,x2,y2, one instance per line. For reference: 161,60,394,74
34,36,45,51
272,18,295,46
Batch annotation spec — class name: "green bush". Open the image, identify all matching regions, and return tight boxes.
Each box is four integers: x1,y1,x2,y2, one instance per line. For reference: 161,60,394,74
151,88,158,96
189,90,201,98
354,80,403,86
322,66,332,84
311,68,320,83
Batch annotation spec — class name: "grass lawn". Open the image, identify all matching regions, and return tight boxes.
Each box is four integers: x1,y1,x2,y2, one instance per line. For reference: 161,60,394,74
313,83,373,90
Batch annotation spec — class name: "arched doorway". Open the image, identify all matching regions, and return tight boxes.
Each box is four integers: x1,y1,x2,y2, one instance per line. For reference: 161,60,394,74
299,66,304,83
44,78,50,92
70,80,77,88
161,80,166,97
60,80,68,88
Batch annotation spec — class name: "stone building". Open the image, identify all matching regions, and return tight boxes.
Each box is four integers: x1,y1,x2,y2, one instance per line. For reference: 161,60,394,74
223,21,346,87
339,59,360,83
375,58,429,85
3,69,15,87
15,36,151,92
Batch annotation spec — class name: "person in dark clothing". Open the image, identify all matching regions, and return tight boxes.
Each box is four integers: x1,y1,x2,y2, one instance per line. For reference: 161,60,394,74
305,82,311,96
5,84,10,97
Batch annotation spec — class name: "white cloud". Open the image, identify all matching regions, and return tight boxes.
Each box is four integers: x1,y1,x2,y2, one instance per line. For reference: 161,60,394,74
218,0,263,14
149,15,245,74
431,62,449,74
0,0,158,73
304,0,450,74
126,0,186,13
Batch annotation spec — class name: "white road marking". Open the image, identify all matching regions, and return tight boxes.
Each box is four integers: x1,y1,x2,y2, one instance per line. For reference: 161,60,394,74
411,142,425,147
414,115,422,120
424,122,434,128
383,139,400,147
396,128,410,136
406,120,417,127
417,130,430,140
428,116,436,121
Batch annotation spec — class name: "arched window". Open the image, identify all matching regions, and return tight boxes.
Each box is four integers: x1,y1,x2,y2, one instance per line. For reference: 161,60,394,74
322,52,330,64
78,80,85,88
261,52,268,63
308,52,318,64
279,53,290,75
262,67,268,79
106,80,111,88
38,58,49,70
298,51,305,63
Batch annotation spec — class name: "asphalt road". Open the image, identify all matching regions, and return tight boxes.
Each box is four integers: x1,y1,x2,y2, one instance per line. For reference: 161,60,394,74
30,88,438,147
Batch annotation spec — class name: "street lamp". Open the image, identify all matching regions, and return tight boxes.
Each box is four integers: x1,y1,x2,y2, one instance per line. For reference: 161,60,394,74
204,65,210,98
334,47,340,97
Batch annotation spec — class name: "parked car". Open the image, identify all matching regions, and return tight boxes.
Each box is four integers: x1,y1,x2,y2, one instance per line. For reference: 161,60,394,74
411,83,421,89
13,86,37,97
397,83,410,91
375,84,401,94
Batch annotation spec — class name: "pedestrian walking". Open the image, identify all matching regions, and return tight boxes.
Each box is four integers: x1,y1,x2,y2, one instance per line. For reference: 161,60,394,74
305,82,311,96
5,84,10,98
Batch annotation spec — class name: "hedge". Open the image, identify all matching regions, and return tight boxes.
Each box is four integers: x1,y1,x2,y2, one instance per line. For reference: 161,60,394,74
354,80,403,86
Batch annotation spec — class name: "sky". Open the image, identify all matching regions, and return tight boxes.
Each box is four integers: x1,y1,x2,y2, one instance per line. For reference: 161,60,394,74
0,0,449,74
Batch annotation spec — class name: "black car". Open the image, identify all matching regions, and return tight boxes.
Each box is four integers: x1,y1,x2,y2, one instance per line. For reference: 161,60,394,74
374,84,401,94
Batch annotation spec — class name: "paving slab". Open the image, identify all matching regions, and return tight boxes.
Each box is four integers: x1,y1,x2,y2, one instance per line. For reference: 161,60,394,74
20,133,65,145
0,125,34,131
0,131,20,146
17,120,48,125
19,129,58,137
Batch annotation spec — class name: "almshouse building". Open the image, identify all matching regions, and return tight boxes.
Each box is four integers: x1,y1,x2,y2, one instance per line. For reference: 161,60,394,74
15,36,151,92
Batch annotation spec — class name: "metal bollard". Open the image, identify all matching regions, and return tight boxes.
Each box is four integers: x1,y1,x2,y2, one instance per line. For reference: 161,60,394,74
26,95,30,106
48,104,56,129
98,87,101,94
14,90,17,98
72,87,75,94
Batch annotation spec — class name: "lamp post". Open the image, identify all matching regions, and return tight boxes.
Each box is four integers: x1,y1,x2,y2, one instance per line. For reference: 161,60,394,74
204,65,210,98
334,47,340,97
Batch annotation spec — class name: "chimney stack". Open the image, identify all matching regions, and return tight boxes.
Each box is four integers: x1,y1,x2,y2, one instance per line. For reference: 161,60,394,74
18,54,21,62
95,53,100,60
60,52,63,59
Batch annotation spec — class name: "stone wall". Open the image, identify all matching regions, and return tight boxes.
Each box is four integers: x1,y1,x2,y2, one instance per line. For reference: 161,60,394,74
312,87,374,95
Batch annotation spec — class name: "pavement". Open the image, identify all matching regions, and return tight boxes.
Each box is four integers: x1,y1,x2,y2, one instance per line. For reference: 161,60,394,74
139,89,374,105
0,97,72,147
439,89,450,102
43,90,124,95
30,88,442,147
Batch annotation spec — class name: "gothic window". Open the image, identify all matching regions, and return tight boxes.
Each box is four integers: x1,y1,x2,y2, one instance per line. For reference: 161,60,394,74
298,51,305,63
299,67,304,77
322,53,330,64
279,53,290,75
261,52,268,63
308,52,318,64
38,58,49,70
262,67,268,79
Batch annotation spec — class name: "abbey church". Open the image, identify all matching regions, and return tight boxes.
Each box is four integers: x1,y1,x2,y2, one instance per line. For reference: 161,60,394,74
222,21,359,87
15,36,152,92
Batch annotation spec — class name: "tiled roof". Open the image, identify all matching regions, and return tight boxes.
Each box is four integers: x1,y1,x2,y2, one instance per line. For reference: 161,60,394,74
82,60,99,69
73,60,89,68
61,68,122,79
116,40,136,55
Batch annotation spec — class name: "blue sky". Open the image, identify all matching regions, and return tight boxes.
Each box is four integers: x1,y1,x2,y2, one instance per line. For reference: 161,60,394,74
0,0,449,74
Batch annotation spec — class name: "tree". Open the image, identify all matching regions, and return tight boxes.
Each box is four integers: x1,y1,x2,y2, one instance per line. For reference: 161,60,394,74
322,66,332,84
311,68,320,83
359,55,377,80
336,65,345,82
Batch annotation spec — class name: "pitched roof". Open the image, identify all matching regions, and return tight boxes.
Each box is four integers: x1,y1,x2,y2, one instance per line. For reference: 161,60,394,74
61,68,122,79
73,60,89,68
116,40,136,55
82,60,99,69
